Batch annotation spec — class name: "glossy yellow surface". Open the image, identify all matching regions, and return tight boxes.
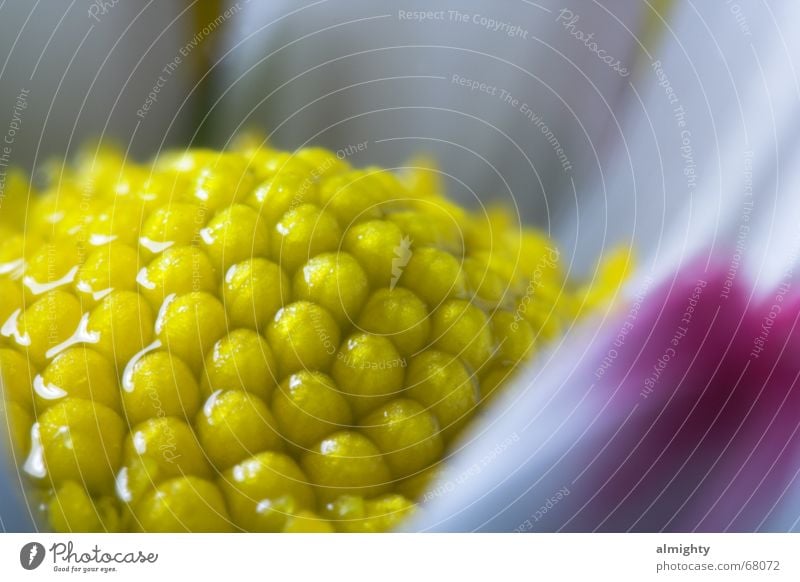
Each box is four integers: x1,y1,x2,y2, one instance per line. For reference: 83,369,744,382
271,370,352,451
121,351,199,425
293,252,369,326
201,204,270,272
301,431,391,503
132,476,233,533
196,389,283,469
222,257,290,330
0,142,626,532
331,333,405,417
37,347,121,412
220,451,315,532
201,329,278,401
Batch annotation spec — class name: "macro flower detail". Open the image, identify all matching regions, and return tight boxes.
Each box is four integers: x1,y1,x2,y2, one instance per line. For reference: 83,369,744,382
0,143,621,532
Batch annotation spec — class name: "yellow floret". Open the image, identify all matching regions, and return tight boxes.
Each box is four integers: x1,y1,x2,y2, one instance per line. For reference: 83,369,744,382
388,209,463,255
11,290,82,367
27,189,87,241
479,361,518,401
74,243,140,306
21,242,82,300
295,146,350,178
491,311,535,364
119,417,211,504
137,246,216,307
3,400,32,457
271,204,342,274
121,350,199,425
34,398,125,494
196,389,283,469
200,204,270,272
271,370,353,450
400,246,466,307
405,350,478,440
331,333,405,417
463,255,513,307
154,291,227,371
359,168,408,208
293,252,369,326
185,155,256,212
222,258,290,330
266,301,341,378
132,476,233,532
576,245,634,312
430,299,494,371
403,155,443,199
49,481,120,533
0,279,23,324
139,203,208,259
0,348,36,410
396,465,442,501
342,219,404,287
0,228,26,266
246,172,320,227
36,347,121,412
220,450,316,532
319,173,383,226
244,149,315,183
87,291,155,368
0,169,33,229
357,288,431,357
87,199,144,247
201,329,278,401
323,494,416,533
360,399,443,479
0,228,27,268
517,288,564,343
301,431,391,502
282,510,335,533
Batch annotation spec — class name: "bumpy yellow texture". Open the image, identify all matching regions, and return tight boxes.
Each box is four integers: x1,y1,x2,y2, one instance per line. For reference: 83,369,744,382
0,143,629,533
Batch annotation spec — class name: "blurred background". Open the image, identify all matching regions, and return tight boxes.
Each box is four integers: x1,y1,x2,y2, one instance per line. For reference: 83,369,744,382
0,0,653,272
